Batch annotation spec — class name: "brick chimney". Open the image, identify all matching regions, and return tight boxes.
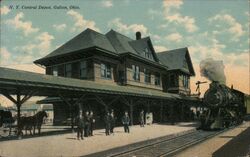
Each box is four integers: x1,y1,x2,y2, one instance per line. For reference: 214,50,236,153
136,31,141,40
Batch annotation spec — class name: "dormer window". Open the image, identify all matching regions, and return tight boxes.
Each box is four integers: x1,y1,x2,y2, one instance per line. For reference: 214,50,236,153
154,72,161,86
144,48,152,59
183,75,189,88
101,63,112,79
80,60,87,78
132,65,140,81
144,69,151,83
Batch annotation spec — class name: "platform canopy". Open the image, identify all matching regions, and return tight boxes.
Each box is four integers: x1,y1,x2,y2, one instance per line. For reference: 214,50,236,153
0,67,200,134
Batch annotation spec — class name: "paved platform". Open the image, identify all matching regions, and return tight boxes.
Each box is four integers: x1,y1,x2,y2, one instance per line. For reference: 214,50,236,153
175,121,250,157
0,123,196,157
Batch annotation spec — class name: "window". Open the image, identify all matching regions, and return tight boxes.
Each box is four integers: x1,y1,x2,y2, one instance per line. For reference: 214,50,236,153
144,69,151,83
65,64,72,77
52,66,58,76
183,75,189,88
169,74,178,87
119,71,125,84
154,73,161,86
101,63,111,79
144,48,152,59
132,65,140,81
80,60,87,78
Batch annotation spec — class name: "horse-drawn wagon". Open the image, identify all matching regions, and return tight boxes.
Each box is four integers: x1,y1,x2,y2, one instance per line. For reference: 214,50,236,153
0,110,16,137
0,110,48,137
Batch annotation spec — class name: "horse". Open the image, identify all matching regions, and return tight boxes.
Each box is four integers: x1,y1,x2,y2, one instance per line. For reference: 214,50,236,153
19,110,48,136
33,110,48,135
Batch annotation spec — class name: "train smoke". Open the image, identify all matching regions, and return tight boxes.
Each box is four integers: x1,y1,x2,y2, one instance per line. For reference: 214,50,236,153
200,58,226,84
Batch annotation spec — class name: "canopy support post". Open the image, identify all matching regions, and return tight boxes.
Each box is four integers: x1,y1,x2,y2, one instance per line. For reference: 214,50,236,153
2,89,35,138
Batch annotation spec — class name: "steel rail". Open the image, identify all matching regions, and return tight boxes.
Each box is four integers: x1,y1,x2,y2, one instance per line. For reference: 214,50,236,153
110,128,233,157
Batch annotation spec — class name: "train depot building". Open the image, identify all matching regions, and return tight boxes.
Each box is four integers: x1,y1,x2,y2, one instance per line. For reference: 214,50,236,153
1,28,250,157
0,28,200,129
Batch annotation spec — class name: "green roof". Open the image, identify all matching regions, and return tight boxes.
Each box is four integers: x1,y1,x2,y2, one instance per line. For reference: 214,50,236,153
34,28,161,66
157,47,195,76
106,29,137,54
35,28,117,63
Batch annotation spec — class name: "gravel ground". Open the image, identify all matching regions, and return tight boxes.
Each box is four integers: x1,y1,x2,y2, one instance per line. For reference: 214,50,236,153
174,121,250,157
0,123,195,157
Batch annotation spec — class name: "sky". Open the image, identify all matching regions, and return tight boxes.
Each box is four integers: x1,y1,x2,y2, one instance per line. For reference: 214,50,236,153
0,0,249,106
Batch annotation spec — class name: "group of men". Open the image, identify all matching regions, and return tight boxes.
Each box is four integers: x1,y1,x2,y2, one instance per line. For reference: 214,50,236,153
76,109,147,140
76,110,95,140
104,110,116,136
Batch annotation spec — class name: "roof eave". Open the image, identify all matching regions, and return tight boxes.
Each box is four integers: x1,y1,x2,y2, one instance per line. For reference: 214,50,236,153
34,46,118,66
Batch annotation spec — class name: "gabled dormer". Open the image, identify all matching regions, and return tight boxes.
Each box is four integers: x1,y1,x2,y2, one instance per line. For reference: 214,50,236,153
157,47,195,95
128,35,159,62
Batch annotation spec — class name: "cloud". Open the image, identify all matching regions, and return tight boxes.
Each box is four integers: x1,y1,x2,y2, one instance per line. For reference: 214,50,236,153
189,42,248,68
67,10,100,32
208,13,244,41
1,6,10,15
108,18,148,35
101,0,113,8
165,33,183,42
35,32,55,55
148,9,161,20
0,47,11,65
19,32,54,55
162,0,198,32
5,12,39,36
13,32,54,64
53,24,66,31
154,45,168,52
245,11,250,18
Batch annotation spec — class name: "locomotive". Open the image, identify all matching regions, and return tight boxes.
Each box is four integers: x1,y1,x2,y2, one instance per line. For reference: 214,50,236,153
199,81,246,130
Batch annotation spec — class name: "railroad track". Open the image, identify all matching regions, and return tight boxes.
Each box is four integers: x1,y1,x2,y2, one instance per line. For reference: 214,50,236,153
97,128,232,157
111,130,220,157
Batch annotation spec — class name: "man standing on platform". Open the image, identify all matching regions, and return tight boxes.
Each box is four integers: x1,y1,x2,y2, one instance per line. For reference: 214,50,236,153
139,110,145,127
110,110,116,135
76,110,85,140
89,111,95,136
122,111,130,133
84,111,90,137
104,112,111,136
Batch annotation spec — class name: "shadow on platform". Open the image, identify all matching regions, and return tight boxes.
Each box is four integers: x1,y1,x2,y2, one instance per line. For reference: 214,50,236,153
0,127,72,142
213,127,250,157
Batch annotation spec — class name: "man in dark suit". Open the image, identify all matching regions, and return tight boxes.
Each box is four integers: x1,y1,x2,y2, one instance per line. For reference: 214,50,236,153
89,111,95,136
76,110,85,140
84,111,90,137
104,112,111,136
110,110,116,135
122,111,130,133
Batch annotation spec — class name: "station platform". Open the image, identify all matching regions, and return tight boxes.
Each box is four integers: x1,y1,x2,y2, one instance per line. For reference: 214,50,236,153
0,122,196,157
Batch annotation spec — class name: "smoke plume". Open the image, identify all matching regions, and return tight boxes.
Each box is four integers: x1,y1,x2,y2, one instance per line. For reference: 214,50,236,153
200,58,226,84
